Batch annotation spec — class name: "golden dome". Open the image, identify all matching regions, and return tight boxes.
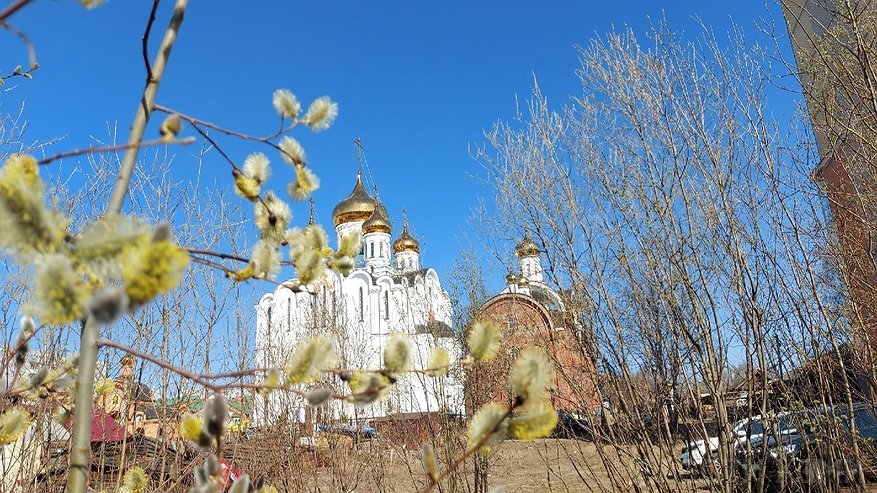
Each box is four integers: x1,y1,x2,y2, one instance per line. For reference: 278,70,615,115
393,214,420,253
362,201,391,234
332,173,376,226
505,272,519,284
515,236,540,257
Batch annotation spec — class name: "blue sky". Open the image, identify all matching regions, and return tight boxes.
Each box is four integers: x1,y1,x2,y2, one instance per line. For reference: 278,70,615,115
2,1,796,294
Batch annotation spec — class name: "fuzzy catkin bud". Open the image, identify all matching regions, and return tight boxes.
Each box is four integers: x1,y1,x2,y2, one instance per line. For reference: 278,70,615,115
420,443,439,481
468,321,501,362
285,337,336,384
509,399,558,440
120,466,149,493
159,114,182,142
508,346,555,403
425,347,450,377
304,387,333,406
302,96,338,132
228,475,250,493
383,333,410,373
272,89,301,119
279,136,306,165
30,367,49,387
14,316,35,367
466,402,509,453
0,407,32,445
87,286,129,324
204,395,228,438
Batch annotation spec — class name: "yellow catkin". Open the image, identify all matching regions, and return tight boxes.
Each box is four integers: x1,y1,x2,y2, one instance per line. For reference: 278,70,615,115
122,239,190,305
0,407,32,445
468,321,501,362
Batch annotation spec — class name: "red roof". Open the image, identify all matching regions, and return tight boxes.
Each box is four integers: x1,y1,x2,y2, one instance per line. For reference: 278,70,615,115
64,407,129,442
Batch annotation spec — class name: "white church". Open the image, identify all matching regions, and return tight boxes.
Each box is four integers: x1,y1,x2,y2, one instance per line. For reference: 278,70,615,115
254,170,463,427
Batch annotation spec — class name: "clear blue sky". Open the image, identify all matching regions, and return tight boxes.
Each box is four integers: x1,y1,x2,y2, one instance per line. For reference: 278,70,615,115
2,1,795,294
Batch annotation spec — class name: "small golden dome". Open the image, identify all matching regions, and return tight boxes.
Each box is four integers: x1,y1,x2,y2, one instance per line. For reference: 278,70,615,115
332,173,376,226
362,201,391,234
393,214,420,254
505,272,519,284
515,236,540,257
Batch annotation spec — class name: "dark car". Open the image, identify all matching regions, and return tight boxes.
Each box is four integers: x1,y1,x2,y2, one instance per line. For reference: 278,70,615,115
551,412,593,440
736,403,877,491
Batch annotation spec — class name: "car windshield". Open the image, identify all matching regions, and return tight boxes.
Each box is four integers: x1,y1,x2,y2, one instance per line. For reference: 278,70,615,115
847,407,877,439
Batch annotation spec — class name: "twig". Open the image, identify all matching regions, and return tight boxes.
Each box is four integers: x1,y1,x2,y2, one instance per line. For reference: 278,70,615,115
154,104,299,143
98,338,220,391
37,136,195,165
416,406,516,493
106,0,189,215
0,0,32,22
0,19,36,70
142,0,160,83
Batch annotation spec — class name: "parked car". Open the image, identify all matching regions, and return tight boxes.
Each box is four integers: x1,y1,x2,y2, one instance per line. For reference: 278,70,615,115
553,412,593,440
680,413,791,476
738,403,877,490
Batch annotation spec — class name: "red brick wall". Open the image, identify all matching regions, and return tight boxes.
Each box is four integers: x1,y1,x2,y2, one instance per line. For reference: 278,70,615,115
468,293,600,413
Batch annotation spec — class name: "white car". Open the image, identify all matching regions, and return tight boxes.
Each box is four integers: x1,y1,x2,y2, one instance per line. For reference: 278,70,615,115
680,415,786,475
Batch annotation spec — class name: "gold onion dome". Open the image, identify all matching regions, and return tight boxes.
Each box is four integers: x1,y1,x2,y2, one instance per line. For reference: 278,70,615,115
393,215,420,254
362,201,391,234
505,272,520,284
515,236,540,257
332,173,376,226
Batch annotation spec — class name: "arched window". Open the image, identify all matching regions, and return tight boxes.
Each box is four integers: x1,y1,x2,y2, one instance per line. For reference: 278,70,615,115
384,291,389,320
359,287,365,321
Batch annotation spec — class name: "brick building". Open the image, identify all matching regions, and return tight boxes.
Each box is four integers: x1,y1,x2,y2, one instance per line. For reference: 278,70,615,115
471,237,600,414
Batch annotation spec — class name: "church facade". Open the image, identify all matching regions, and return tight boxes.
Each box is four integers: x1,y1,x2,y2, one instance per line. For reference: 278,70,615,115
473,238,600,414
254,172,462,427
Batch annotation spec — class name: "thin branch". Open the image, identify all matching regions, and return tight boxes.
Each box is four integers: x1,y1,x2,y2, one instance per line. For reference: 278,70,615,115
0,0,32,22
416,406,516,493
98,338,220,391
107,0,189,214
37,136,195,165
154,104,299,143
142,0,160,83
0,19,36,70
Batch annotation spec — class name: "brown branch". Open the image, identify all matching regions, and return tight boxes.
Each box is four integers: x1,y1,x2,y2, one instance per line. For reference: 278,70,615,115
142,0,160,83
154,104,299,143
0,0,32,22
98,338,221,392
0,19,36,70
416,406,516,493
37,136,195,165
186,247,250,264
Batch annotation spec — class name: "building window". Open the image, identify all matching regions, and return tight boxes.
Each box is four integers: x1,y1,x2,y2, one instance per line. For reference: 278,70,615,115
384,291,389,320
359,287,365,321
370,242,374,258
380,242,384,258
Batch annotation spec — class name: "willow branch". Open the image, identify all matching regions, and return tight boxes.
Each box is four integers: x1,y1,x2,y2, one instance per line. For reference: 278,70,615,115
142,0,160,83
416,406,516,493
0,19,36,70
37,136,194,165
0,0,32,22
107,0,189,214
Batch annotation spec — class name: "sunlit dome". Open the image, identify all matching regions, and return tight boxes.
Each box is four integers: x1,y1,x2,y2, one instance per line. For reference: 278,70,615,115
332,173,376,226
515,236,540,258
393,220,420,254
362,200,391,234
